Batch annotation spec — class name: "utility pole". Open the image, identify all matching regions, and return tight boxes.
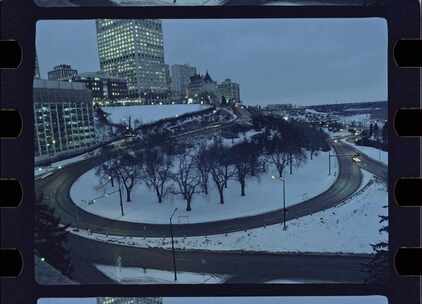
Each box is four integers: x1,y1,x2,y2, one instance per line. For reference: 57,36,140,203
170,208,178,281
282,178,287,230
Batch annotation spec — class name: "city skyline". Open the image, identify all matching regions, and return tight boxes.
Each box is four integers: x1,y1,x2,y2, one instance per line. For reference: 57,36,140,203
36,18,387,106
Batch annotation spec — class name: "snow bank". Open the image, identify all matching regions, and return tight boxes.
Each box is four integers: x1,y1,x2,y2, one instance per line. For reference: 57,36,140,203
102,104,209,125
95,264,228,284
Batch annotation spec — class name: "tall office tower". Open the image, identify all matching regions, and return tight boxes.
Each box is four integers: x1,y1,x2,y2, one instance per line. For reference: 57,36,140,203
96,19,169,98
97,298,163,304
48,64,78,81
34,53,41,79
171,64,197,97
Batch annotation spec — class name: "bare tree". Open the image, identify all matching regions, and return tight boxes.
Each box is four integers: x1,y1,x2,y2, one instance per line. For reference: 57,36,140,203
209,143,234,205
266,132,290,178
231,140,261,196
171,151,202,211
114,152,141,202
142,148,173,203
194,142,212,195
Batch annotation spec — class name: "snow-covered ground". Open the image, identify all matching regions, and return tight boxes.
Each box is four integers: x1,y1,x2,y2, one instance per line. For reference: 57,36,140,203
342,139,388,166
71,170,387,254
102,104,209,125
70,149,337,224
95,264,227,284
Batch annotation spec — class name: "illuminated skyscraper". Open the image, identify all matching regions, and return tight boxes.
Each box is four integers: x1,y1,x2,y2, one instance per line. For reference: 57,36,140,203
96,19,169,98
97,298,163,304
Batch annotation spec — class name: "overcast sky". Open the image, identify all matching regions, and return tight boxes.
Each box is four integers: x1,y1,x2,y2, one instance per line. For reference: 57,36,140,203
38,296,388,304
36,18,387,106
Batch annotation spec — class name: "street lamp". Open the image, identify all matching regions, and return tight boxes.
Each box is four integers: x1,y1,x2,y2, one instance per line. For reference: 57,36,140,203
272,176,287,230
169,208,178,281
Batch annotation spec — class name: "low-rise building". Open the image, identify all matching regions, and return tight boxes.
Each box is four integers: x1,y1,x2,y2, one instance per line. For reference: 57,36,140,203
33,79,97,161
71,71,129,104
47,64,78,81
217,78,240,104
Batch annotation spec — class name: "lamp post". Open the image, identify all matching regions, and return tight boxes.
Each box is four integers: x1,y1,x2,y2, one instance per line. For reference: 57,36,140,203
328,152,337,175
272,176,287,230
169,208,178,281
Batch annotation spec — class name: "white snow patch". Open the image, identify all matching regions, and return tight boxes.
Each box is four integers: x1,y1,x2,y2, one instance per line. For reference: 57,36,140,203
95,264,228,284
102,104,209,125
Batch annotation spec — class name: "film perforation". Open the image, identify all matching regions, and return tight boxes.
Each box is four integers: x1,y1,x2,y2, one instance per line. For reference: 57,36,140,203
0,248,23,277
0,108,23,138
0,178,23,208
0,40,22,69
393,108,422,137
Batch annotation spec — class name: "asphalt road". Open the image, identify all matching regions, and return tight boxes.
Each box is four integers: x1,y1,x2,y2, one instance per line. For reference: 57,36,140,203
68,233,371,284
37,140,363,237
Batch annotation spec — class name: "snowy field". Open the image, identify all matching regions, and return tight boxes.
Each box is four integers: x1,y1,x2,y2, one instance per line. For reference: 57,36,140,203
102,104,209,125
95,264,227,284
342,139,388,166
71,170,388,254
70,150,338,224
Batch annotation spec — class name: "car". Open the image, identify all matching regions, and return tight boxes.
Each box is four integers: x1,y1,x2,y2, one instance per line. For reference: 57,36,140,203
352,156,361,163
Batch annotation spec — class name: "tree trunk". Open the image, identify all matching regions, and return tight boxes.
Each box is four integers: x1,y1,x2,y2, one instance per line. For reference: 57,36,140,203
240,180,246,196
155,187,162,203
224,168,228,188
219,188,225,204
203,182,208,195
111,178,114,187
126,188,132,202
186,198,192,211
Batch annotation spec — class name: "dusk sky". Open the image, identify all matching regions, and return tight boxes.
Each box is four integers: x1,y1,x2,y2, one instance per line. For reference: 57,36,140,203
36,18,387,106
38,296,388,304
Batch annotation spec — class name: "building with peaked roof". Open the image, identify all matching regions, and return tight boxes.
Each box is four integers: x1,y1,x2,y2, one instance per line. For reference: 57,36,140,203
187,71,220,104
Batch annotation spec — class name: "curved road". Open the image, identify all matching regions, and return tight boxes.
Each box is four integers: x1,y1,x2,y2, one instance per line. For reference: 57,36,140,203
38,140,363,237
36,138,387,283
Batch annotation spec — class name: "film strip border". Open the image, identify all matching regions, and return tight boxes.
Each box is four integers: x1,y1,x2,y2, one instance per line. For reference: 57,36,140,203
0,6,421,304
